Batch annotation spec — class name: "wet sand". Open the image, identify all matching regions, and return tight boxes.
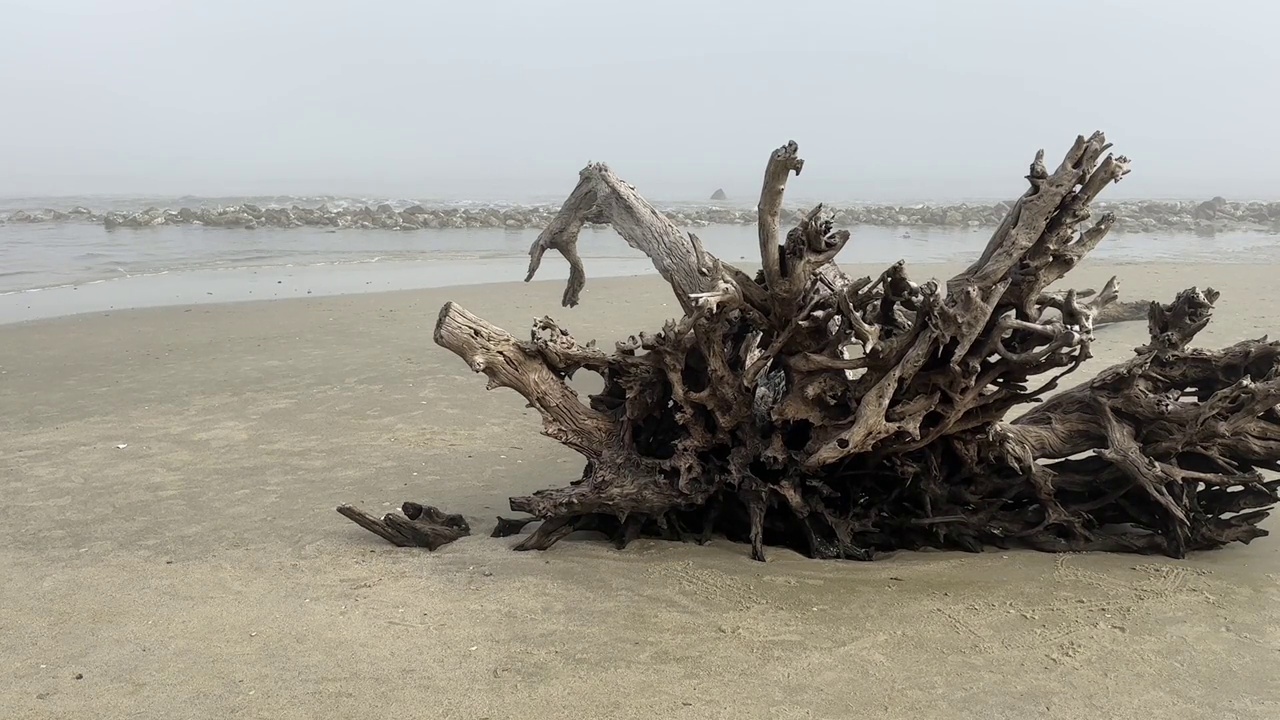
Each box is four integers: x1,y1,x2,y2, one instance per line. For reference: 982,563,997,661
2,261,1278,719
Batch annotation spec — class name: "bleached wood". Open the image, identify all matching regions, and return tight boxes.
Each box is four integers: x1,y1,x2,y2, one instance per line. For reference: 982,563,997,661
345,133,1280,562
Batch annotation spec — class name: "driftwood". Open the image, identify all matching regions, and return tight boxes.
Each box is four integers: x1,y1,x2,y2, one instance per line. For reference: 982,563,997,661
352,133,1280,561
337,503,470,549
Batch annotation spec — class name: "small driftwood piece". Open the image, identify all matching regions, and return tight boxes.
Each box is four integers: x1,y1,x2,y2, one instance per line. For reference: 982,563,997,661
492,516,538,538
385,132,1280,562
337,502,470,549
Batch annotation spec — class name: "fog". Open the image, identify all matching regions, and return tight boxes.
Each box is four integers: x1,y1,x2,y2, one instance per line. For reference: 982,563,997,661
2,0,1278,202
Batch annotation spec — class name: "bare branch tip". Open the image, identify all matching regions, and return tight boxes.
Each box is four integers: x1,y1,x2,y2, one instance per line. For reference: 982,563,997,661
772,140,804,174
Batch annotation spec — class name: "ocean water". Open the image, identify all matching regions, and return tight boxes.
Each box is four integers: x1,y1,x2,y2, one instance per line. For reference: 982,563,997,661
3,200,1280,324
7,220,1280,297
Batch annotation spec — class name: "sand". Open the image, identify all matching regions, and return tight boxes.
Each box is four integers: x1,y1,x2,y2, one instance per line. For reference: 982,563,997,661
2,261,1278,719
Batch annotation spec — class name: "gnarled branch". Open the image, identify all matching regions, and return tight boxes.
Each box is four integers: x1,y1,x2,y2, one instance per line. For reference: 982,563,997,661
339,132,1280,563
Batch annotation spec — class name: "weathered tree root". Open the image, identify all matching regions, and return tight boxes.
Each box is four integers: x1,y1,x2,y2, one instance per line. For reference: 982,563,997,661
418,133,1279,562
337,502,470,549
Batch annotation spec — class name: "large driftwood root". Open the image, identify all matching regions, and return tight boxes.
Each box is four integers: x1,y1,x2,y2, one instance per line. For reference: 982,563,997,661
422,133,1278,562
338,503,470,549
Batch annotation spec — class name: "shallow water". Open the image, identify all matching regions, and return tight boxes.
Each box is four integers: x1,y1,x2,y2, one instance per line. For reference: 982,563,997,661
6,222,1280,296
2,220,1279,324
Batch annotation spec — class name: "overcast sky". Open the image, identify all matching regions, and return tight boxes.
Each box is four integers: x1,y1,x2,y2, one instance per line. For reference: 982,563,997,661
2,0,1277,202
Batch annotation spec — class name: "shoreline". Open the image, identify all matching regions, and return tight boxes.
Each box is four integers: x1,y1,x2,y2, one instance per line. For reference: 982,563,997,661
6,219,1278,307
0,256,658,326
0,255,1260,330
0,254,1241,328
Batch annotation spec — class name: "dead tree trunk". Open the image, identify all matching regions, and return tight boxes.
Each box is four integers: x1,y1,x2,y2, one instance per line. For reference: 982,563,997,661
391,133,1279,561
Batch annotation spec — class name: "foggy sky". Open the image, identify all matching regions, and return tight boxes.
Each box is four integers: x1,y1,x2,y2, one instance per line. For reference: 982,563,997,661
3,0,1278,202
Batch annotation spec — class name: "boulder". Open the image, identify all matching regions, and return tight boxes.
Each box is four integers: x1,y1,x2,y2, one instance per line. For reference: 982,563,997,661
710,188,727,201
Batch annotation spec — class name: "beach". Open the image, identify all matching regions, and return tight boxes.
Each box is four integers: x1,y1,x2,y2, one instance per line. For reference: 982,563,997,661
2,261,1279,719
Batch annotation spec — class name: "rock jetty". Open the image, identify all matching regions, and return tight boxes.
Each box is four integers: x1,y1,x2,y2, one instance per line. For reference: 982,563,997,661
5,198,1280,234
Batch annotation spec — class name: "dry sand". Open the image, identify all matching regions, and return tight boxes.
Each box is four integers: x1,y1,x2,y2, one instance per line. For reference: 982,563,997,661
2,261,1278,719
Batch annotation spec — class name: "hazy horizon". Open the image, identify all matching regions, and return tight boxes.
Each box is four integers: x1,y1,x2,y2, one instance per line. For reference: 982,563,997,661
4,0,1279,202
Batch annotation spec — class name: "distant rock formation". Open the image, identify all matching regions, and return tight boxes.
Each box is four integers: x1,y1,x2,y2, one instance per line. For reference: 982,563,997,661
710,188,727,201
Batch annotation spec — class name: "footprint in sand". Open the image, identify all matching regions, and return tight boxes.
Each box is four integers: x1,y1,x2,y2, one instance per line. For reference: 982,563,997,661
931,554,1215,658
647,560,766,612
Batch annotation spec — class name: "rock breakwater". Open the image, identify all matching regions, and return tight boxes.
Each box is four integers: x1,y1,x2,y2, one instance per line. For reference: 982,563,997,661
5,197,1280,233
